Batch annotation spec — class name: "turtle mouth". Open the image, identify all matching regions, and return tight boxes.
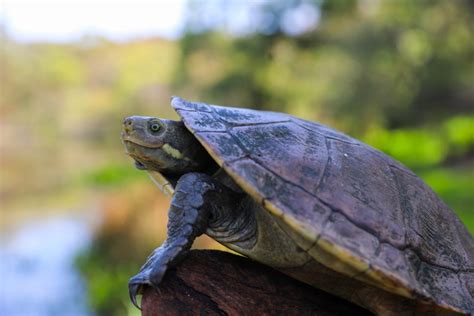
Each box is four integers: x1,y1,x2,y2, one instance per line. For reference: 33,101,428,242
122,140,166,171
125,150,161,171
134,160,147,170
121,132,164,149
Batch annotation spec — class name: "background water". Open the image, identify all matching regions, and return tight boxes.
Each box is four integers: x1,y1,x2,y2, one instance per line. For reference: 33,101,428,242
0,215,94,316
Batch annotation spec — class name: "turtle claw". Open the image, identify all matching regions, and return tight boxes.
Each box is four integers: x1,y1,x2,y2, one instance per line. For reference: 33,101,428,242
128,279,143,310
128,249,170,310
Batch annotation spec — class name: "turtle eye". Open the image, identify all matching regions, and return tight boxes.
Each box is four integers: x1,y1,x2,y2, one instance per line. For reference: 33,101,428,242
148,121,162,133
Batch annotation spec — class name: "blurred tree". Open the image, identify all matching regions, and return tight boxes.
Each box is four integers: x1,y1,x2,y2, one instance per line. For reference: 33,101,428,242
176,0,474,134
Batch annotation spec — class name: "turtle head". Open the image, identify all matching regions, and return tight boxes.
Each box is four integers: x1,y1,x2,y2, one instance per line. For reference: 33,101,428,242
121,116,213,175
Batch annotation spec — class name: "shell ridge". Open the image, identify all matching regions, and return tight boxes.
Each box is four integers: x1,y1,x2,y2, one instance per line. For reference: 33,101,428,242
295,118,361,145
225,120,292,128
388,163,417,177
387,164,410,250
314,137,331,203
316,137,333,196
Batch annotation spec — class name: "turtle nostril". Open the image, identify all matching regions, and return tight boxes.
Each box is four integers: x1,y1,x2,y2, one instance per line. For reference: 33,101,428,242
123,118,134,134
123,117,133,126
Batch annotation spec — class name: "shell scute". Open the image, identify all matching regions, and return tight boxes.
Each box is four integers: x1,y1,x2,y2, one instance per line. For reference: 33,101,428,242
316,139,407,248
415,261,473,312
171,96,212,112
195,131,247,163
230,122,328,195
178,110,227,132
296,119,360,145
226,158,329,242
212,105,288,125
320,212,380,263
391,166,474,270
375,244,418,285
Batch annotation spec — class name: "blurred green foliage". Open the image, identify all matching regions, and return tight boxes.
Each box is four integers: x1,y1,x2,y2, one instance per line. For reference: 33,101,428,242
364,115,474,168
420,167,474,221
1,0,473,315
79,163,144,187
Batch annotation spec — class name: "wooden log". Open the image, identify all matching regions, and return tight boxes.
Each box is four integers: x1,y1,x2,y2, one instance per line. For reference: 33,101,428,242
141,250,371,315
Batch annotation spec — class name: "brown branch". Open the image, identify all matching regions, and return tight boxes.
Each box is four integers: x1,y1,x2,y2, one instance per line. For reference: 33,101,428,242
141,250,371,315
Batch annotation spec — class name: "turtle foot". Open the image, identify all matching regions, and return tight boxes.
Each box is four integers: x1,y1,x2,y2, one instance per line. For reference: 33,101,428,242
127,173,227,309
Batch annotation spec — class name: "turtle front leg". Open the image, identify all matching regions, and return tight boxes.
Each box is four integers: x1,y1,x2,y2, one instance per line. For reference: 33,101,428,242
128,172,243,308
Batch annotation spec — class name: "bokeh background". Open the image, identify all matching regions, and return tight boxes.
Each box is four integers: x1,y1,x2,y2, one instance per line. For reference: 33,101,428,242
1,0,473,315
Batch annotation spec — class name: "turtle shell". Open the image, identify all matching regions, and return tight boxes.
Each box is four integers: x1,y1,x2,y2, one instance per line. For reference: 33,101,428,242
171,97,474,313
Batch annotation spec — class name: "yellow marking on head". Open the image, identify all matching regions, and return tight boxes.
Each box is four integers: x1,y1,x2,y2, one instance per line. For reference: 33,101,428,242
162,143,189,160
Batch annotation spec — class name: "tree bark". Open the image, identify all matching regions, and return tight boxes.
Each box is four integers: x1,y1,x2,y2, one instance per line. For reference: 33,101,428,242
141,249,371,315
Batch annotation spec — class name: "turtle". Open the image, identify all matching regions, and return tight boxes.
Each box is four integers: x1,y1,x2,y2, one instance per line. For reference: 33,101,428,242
121,97,474,315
